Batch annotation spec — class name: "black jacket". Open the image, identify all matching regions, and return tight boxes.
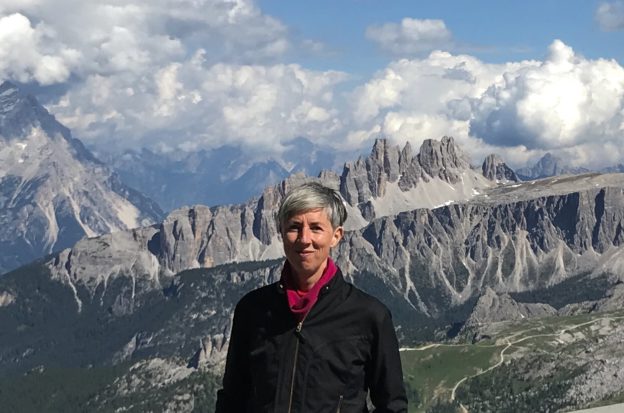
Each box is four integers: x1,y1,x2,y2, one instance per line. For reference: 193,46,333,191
215,268,408,412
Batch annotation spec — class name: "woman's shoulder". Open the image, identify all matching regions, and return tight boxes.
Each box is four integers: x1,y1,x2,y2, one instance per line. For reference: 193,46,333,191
344,282,393,320
236,281,282,309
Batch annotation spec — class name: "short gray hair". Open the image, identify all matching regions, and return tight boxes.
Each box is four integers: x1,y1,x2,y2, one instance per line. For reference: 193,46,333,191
278,182,347,230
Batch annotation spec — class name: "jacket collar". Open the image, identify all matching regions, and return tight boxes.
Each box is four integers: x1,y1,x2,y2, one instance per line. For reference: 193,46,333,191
277,264,346,295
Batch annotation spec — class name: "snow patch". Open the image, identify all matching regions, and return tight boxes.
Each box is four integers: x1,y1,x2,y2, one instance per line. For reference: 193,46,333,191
432,200,454,209
0,85,18,98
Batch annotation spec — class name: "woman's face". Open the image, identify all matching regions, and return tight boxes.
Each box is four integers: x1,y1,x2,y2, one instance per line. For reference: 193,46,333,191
281,208,343,283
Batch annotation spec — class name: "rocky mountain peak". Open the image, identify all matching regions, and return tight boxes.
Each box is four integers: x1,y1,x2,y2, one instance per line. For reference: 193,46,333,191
0,81,69,142
529,152,565,178
482,153,520,183
340,139,394,205
339,137,495,220
0,81,19,100
516,152,590,180
0,83,163,274
417,136,470,181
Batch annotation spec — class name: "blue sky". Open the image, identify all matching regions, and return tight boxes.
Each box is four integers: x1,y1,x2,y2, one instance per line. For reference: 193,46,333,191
1,0,624,168
260,1,623,70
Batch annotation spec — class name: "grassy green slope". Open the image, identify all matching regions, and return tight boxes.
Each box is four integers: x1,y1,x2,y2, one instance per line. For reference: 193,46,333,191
401,309,624,413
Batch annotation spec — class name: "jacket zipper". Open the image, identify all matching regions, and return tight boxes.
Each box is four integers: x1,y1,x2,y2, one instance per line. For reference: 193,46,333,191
287,320,304,413
286,284,330,412
336,394,343,413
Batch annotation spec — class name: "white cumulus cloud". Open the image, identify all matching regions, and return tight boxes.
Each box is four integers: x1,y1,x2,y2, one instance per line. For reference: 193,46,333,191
0,0,303,152
469,40,624,155
365,18,452,55
1,1,623,171
346,50,536,156
345,40,624,169
0,13,80,84
50,57,347,154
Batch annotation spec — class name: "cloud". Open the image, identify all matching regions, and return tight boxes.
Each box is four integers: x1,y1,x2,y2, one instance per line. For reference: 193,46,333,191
1,0,289,75
1,0,623,171
469,40,624,153
0,13,80,84
0,0,309,152
346,50,534,153
50,57,347,154
596,1,624,31
344,40,624,169
365,18,452,55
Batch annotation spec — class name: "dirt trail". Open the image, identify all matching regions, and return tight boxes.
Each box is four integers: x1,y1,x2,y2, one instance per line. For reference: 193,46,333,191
448,315,624,411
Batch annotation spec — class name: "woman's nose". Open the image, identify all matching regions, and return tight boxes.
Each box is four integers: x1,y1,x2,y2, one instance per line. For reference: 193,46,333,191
298,226,311,243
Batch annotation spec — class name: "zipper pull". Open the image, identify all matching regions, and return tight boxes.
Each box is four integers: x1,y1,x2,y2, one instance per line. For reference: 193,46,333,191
294,321,306,342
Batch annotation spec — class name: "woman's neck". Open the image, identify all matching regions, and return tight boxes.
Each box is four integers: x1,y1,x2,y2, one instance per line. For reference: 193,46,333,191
293,260,328,291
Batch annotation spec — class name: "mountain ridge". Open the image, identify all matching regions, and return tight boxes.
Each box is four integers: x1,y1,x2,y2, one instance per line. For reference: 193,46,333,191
0,81,163,274
4,130,624,411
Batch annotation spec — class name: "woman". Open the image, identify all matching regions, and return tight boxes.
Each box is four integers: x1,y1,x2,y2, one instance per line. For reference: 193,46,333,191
215,182,407,412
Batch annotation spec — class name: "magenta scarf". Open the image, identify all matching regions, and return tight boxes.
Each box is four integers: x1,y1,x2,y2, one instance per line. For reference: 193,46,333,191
281,258,337,322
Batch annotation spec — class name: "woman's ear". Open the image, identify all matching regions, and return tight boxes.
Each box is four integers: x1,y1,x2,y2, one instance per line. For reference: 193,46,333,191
330,226,344,248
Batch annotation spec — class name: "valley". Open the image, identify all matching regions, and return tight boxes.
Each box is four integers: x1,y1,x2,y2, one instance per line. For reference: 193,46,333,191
402,309,624,412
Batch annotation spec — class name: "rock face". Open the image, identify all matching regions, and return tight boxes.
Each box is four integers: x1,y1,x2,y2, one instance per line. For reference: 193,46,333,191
4,137,624,411
337,174,624,316
42,141,624,323
418,136,471,181
0,81,163,274
558,282,624,316
47,137,496,292
482,154,520,183
516,152,590,180
464,287,556,327
339,137,489,220
566,322,624,406
43,166,624,328
103,146,291,212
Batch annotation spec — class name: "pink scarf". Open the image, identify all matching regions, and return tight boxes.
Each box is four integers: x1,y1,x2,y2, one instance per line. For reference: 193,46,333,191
281,258,337,322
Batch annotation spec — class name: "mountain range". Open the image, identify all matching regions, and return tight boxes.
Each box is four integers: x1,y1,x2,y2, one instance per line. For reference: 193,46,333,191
517,152,624,180
2,82,624,411
99,136,338,213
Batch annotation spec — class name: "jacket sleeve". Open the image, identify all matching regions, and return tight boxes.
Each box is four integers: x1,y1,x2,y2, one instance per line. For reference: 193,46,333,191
367,308,408,412
215,299,251,413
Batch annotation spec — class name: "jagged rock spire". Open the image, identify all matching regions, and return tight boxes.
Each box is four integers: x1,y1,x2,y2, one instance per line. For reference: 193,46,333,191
417,136,471,181
482,153,520,183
